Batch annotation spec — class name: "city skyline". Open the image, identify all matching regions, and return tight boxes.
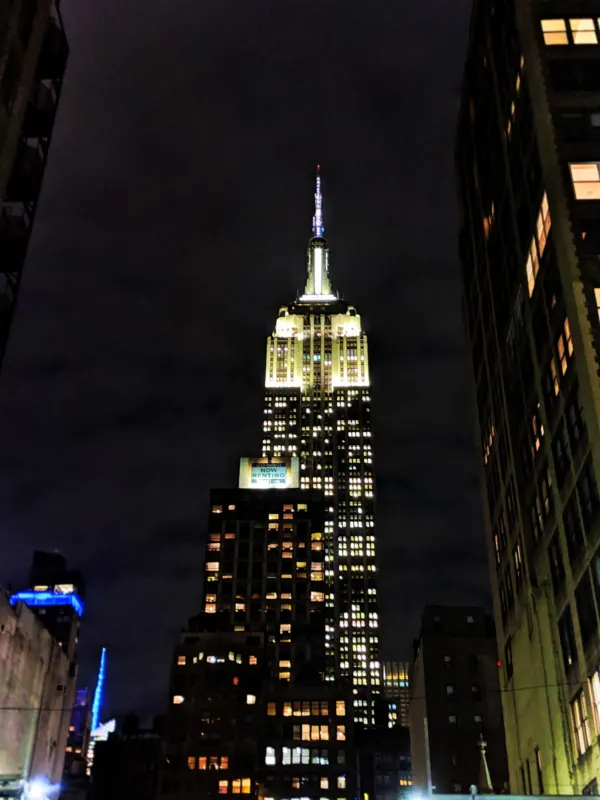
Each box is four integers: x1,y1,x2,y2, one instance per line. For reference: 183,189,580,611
0,0,485,716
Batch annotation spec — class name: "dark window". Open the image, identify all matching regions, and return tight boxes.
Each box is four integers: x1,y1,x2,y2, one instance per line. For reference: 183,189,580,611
566,388,587,450
578,459,599,531
505,637,514,681
548,533,566,595
446,684,455,696
564,493,585,562
471,684,482,701
551,421,570,488
558,605,577,671
576,572,598,647
468,653,479,672
443,655,453,669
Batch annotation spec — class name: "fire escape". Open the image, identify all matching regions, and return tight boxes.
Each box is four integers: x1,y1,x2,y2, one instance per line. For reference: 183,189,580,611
0,0,68,372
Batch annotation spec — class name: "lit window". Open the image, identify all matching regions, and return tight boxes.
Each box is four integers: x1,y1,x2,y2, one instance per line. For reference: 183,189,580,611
536,192,551,257
590,671,600,732
526,239,539,297
228,504,236,510
570,162,600,199
242,778,252,794
205,562,220,572
199,757,207,770
320,777,329,789
218,781,228,794
336,700,346,716
173,695,184,705
572,691,591,754
187,757,196,770
205,604,216,614
249,655,258,665
337,725,346,741
212,505,223,514
247,694,256,705
265,746,276,765
541,19,568,45
177,655,186,666
338,776,346,789
267,702,276,716
569,18,597,44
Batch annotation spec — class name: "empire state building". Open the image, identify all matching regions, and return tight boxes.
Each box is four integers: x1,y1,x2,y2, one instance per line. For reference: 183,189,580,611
262,169,381,724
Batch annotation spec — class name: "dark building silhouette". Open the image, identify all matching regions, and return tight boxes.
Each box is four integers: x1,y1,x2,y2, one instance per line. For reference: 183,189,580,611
456,0,600,791
0,0,69,371
358,712,411,800
91,716,161,800
409,606,508,794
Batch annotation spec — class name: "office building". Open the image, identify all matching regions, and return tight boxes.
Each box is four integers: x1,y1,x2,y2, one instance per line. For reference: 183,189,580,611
0,552,83,786
202,485,327,680
0,0,69,370
456,0,600,793
159,627,266,799
261,168,381,723
383,660,410,728
409,607,508,794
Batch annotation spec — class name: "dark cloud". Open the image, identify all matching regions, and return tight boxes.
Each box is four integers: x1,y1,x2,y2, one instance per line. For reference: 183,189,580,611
0,0,486,718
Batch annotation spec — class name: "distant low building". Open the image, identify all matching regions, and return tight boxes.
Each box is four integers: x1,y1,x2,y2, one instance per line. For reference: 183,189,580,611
410,606,508,794
383,660,410,728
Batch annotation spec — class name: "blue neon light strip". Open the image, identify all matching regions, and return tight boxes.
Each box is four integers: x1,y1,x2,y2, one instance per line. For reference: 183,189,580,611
10,590,84,617
91,647,107,732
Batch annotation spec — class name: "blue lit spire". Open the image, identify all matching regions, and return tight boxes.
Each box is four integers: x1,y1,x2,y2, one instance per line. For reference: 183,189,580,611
312,164,324,238
91,647,106,732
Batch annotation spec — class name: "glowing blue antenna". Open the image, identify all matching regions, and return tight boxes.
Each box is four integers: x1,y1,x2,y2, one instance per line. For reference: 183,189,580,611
91,647,106,732
312,164,324,237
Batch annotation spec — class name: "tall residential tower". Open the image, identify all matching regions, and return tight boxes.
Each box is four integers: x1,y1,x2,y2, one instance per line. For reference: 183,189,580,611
457,0,600,793
261,168,381,723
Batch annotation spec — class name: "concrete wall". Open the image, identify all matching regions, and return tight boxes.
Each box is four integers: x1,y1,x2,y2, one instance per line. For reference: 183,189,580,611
0,593,74,782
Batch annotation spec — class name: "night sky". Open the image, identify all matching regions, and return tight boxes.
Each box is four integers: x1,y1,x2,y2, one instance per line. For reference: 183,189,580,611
0,0,490,719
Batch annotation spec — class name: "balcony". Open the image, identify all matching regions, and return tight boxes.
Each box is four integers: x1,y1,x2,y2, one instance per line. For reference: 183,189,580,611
0,207,31,275
6,141,46,201
23,80,58,138
36,13,68,81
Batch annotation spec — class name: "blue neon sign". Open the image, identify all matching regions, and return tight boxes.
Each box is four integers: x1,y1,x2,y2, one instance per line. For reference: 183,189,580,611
10,590,84,617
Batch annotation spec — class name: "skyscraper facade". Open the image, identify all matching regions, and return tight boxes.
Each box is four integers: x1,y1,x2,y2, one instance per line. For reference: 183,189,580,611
0,0,69,371
457,1,600,793
261,169,381,723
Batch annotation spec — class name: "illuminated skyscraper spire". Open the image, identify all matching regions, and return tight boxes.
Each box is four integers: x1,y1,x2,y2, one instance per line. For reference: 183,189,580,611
302,166,336,301
312,164,324,238
91,647,106,732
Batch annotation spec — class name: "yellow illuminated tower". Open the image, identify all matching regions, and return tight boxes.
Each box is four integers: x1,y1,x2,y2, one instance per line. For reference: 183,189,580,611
261,167,381,724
